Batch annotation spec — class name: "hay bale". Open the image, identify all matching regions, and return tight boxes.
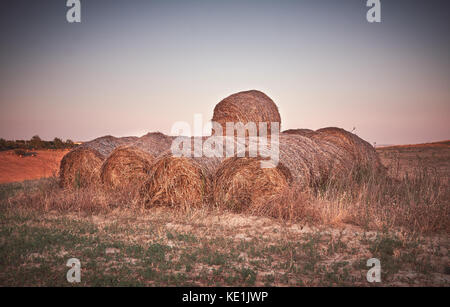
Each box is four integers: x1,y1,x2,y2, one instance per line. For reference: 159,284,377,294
80,135,138,158
100,146,155,189
141,137,222,207
213,156,292,212
312,127,381,170
212,134,322,211
212,90,281,135
282,129,317,138
59,147,104,188
132,132,174,157
308,136,353,182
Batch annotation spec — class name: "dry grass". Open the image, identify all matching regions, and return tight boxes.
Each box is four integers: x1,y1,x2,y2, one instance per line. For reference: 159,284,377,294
3,159,449,234
100,146,155,189
311,164,449,233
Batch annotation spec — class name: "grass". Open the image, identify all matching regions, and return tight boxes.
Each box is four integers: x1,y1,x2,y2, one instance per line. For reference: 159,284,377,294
0,201,448,286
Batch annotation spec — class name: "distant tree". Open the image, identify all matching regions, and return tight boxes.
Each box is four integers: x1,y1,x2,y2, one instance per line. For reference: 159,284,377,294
30,135,43,149
0,138,6,150
53,137,64,149
65,139,75,148
6,140,16,150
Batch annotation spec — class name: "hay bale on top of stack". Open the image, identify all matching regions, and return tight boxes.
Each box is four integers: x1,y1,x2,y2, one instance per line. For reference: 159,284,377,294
212,90,281,135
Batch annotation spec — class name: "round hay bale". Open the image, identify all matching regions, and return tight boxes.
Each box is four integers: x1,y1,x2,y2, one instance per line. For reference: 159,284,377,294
59,147,104,188
212,90,281,135
141,155,211,208
312,127,381,170
212,134,324,211
100,146,155,189
132,132,174,157
141,137,222,208
309,136,353,183
277,133,322,185
213,156,292,212
80,135,138,158
282,129,317,138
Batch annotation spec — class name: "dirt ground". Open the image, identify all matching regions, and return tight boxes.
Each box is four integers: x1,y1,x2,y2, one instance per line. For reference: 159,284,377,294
0,149,69,184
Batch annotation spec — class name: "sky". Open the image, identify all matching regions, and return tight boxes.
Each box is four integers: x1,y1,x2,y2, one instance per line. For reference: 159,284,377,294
0,0,449,145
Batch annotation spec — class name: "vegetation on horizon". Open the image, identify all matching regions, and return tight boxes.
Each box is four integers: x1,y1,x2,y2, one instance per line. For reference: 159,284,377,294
0,135,78,152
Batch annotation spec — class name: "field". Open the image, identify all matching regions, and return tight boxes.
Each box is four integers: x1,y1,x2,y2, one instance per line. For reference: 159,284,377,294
0,142,448,286
0,149,69,184
377,141,450,182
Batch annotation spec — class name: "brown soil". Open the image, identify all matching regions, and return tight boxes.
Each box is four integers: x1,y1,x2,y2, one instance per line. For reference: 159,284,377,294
0,150,70,184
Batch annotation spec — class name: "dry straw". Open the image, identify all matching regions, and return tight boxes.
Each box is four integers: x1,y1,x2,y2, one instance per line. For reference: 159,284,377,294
213,134,331,211
140,137,223,208
100,146,155,189
59,147,104,189
213,157,292,212
60,135,137,189
212,90,281,135
282,128,317,138
79,135,138,158
59,132,172,190
131,132,174,157
311,127,382,171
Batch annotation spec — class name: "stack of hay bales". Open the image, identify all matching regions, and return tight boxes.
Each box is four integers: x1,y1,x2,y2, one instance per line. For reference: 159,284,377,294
59,133,172,189
59,89,382,215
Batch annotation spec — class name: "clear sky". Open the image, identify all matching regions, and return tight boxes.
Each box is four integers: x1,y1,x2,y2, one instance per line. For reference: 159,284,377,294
0,0,449,144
